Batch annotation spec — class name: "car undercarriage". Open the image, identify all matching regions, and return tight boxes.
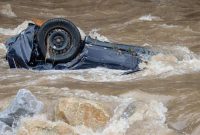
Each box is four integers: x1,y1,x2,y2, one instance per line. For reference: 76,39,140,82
5,18,156,74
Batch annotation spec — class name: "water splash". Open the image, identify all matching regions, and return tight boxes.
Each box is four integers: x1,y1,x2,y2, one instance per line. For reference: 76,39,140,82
59,46,200,82
89,29,109,42
139,46,200,78
138,14,160,21
159,24,178,29
78,27,86,40
63,68,127,82
0,4,17,18
0,20,86,41
0,43,6,52
0,88,173,135
0,85,178,135
63,89,173,135
0,21,33,36
1,21,200,83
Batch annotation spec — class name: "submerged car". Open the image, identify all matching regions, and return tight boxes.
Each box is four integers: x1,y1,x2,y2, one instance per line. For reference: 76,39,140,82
5,18,155,73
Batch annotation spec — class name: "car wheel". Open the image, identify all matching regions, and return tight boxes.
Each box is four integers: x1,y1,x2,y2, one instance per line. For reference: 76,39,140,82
37,18,82,63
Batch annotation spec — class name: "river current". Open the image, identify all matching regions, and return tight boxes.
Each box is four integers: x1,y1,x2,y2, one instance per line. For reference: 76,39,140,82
0,0,200,135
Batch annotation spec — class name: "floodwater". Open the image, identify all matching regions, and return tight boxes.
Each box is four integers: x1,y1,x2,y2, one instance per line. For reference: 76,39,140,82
0,0,200,135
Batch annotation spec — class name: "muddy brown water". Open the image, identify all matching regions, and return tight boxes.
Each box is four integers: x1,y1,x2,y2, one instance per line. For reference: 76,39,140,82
0,0,200,135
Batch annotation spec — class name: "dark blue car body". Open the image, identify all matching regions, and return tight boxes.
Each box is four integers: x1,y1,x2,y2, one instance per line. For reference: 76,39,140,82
5,23,155,73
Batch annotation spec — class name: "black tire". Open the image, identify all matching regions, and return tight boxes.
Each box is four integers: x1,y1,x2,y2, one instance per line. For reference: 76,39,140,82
37,18,82,63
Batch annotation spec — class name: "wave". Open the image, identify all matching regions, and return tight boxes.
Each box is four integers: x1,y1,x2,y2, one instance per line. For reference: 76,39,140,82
0,21,32,36
89,28,110,42
0,88,174,135
1,21,200,83
0,21,87,41
138,14,160,21
41,45,200,82
139,46,200,77
0,4,17,18
53,89,174,135
0,43,6,51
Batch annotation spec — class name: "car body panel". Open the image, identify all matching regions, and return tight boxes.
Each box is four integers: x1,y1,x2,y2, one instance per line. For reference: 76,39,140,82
5,23,155,73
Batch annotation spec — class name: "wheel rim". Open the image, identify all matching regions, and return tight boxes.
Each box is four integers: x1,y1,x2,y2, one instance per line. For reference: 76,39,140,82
46,28,72,56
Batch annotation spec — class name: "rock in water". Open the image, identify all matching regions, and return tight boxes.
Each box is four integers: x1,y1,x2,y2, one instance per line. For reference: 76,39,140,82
0,89,43,127
55,98,110,131
0,121,12,135
17,118,77,135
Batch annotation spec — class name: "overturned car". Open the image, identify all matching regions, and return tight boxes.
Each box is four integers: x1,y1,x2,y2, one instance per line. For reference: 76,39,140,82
5,18,155,73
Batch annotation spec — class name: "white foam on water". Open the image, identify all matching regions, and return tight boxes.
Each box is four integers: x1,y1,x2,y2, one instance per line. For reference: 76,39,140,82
0,21,33,36
0,4,17,18
78,27,86,40
0,43,6,52
159,24,178,29
0,43,7,67
0,88,175,135
89,29,110,42
138,14,160,21
66,89,173,134
138,46,200,78
0,20,86,39
61,89,125,103
56,46,200,82
1,21,200,83
67,90,174,135
65,67,128,82
41,45,200,83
